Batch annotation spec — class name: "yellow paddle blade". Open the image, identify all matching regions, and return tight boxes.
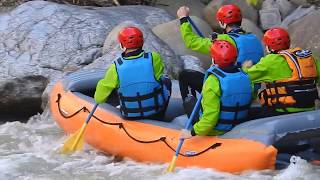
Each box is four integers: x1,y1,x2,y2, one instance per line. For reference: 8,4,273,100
60,123,87,154
166,155,178,173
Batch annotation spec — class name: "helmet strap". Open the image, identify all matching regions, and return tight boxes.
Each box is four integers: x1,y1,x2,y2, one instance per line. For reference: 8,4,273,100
119,43,127,52
219,21,227,29
211,57,215,65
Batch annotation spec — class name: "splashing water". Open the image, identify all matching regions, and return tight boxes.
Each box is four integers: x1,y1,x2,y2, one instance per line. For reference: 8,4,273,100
0,110,319,180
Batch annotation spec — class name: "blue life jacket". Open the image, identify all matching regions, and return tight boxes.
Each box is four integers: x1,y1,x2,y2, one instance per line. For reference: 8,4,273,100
201,66,252,131
115,52,170,118
228,32,264,66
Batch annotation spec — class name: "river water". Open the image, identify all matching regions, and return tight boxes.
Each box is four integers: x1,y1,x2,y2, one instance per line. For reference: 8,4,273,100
0,109,319,180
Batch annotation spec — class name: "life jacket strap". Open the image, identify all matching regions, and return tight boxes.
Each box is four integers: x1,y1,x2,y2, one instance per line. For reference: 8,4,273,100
259,79,318,109
119,86,166,117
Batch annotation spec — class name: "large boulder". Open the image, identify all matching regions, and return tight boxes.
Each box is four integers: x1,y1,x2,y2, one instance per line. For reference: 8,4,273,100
241,18,263,39
203,0,258,30
0,1,175,117
281,5,316,29
259,8,281,30
288,10,320,58
152,16,212,70
290,0,309,6
261,0,295,19
154,0,206,19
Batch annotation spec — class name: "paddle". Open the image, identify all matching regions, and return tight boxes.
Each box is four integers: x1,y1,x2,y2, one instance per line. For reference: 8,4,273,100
167,95,202,172
186,16,204,37
60,103,99,154
167,16,206,172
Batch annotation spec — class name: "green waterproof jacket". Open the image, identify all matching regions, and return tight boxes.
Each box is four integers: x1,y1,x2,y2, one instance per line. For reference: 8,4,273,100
180,21,236,55
242,53,320,112
180,21,238,136
192,74,226,136
94,51,165,104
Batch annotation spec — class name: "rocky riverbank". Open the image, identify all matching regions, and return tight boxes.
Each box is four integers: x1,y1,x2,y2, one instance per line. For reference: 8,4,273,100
0,0,319,120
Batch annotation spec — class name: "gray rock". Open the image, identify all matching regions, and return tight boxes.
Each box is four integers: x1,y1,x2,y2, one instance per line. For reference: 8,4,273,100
281,5,316,29
288,10,320,58
241,18,263,39
0,1,174,115
290,0,308,6
152,16,212,70
181,55,206,73
154,0,206,19
203,0,258,30
262,0,295,19
259,8,282,30
277,0,295,18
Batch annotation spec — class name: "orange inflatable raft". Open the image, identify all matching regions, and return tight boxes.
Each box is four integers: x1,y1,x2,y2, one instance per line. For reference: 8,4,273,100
50,70,320,173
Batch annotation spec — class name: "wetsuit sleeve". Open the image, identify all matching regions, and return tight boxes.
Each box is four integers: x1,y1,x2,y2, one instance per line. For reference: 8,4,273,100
151,52,164,81
242,54,292,84
192,75,221,136
180,20,212,55
94,64,119,104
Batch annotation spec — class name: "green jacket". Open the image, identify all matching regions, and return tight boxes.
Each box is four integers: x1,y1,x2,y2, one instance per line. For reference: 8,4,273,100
242,53,320,112
180,21,236,55
193,74,225,136
94,51,165,104
180,21,237,136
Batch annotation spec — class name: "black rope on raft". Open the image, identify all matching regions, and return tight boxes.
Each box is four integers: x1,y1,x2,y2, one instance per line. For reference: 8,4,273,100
56,94,221,157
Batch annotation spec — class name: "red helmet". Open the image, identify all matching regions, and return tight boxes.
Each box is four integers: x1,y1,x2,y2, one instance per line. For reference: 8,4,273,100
216,4,242,25
263,28,290,51
210,40,237,68
118,27,144,49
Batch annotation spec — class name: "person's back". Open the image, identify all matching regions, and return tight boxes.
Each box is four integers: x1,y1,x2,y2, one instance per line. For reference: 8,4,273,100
94,26,171,120
216,4,264,66
242,28,320,116
176,4,263,104
180,40,252,138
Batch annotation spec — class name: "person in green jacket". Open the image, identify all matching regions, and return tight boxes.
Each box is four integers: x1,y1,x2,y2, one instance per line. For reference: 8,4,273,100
242,27,320,117
94,26,171,120
180,40,252,138
176,4,263,110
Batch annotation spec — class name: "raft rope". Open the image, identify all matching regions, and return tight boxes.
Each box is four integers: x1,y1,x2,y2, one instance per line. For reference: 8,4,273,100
56,94,221,157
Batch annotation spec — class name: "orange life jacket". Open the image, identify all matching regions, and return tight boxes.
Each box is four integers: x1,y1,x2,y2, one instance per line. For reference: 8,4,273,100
258,47,318,110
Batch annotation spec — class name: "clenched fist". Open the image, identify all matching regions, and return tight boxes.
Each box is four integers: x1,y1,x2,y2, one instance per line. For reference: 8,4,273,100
177,6,190,19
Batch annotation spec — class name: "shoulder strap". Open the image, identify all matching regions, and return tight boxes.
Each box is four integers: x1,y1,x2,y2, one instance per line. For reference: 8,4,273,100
144,52,149,59
116,57,123,66
211,68,226,78
279,50,303,79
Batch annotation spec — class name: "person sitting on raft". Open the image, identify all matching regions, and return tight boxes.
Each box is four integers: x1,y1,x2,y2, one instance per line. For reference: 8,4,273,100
180,40,252,138
176,4,264,111
94,26,172,120
242,27,320,117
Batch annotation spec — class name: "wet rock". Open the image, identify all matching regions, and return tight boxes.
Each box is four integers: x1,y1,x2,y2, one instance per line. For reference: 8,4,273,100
288,10,320,58
203,0,258,30
152,16,212,70
0,1,173,117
